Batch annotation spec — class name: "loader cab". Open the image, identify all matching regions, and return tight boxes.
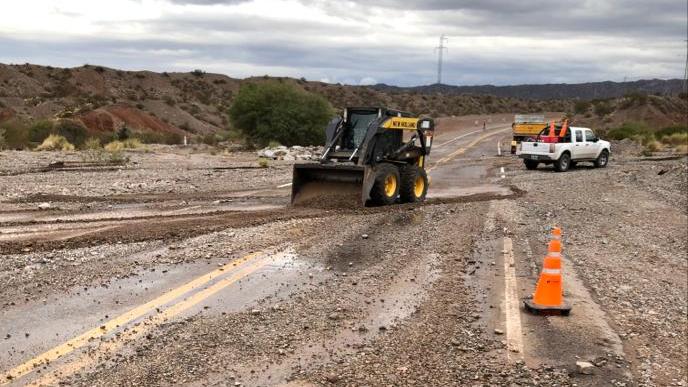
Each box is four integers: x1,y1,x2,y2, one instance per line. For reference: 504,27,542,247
341,108,380,150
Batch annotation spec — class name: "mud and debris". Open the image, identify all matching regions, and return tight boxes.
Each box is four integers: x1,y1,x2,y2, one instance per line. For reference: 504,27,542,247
0,116,685,386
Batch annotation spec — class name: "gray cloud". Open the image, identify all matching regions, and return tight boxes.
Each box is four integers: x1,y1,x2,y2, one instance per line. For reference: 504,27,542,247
0,0,684,86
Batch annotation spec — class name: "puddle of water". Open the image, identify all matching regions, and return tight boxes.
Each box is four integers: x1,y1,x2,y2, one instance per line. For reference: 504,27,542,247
0,247,318,381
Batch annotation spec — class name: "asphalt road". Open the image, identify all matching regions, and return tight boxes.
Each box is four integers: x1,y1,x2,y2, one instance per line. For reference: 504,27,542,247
1,114,681,386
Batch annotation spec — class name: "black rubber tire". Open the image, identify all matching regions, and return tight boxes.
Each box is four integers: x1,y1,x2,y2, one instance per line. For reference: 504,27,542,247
524,160,539,170
399,165,428,203
554,152,571,172
594,150,609,168
370,163,400,206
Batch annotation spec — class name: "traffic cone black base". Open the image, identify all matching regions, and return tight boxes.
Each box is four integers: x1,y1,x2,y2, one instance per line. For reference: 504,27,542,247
523,299,572,316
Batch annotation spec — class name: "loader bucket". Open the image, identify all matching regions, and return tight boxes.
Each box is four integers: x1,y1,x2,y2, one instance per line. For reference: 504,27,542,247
291,163,374,207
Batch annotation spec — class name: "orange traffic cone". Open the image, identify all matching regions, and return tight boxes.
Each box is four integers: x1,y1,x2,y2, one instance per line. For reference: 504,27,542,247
551,226,562,241
524,231,572,315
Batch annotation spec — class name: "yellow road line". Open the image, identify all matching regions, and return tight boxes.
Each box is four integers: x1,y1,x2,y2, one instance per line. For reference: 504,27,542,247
27,254,271,386
2,252,262,384
427,128,510,173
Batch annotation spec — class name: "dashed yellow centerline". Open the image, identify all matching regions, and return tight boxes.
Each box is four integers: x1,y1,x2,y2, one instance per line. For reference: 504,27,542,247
2,251,265,384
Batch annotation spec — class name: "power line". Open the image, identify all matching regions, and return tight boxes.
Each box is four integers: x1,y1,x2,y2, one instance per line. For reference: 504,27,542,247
434,34,448,85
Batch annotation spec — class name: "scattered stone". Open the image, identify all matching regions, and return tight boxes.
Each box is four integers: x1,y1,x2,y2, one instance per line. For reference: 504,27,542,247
494,328,504,335
37,202,51,210
576,361,595,375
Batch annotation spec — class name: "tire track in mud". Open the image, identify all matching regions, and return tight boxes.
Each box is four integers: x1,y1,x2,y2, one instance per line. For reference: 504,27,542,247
0,187,525,255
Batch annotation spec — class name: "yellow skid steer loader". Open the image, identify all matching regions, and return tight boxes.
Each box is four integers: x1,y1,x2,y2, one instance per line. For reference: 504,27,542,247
291,107,435,206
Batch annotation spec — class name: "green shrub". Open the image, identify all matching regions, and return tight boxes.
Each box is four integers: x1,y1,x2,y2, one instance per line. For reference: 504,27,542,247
83,137,101,150
28,120,54,143
660,132,688,146
655,125,688,138
258,158,269,168
0,128,6,150
0,119,30,149
36,134,75,151
606,122,652,140
573,100,591,115
593,100,614,117
228,81,333,147
53,119,87,145
620,91,648,108
136,130,182,144
201,133,219,146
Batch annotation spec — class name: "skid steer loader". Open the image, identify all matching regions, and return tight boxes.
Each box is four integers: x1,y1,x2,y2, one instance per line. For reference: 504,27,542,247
291,107,435,206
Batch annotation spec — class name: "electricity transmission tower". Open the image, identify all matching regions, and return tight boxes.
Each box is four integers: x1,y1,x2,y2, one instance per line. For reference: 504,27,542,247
435,34,448,84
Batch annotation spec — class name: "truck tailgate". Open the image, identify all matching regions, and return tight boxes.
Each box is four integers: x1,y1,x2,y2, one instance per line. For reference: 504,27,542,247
521,142,551,156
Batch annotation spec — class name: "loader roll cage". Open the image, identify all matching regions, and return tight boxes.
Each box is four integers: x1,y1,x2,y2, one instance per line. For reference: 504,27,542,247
321,107,434,166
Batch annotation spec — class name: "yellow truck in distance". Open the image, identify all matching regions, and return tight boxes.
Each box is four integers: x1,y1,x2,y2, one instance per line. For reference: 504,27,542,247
511,114,547,154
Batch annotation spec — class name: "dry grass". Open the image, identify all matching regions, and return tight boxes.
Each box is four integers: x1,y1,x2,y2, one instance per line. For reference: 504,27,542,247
36,134,75,151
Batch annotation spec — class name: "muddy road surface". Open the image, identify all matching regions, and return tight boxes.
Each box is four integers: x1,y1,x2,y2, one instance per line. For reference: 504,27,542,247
1,114,686,386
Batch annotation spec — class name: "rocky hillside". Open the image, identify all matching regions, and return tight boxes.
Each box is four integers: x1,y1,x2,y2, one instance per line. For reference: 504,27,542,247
373,79,685,100
0,63,572,140
0,63,684,143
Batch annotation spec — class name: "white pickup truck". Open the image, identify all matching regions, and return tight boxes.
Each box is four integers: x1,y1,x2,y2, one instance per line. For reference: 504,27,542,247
519,126,611,172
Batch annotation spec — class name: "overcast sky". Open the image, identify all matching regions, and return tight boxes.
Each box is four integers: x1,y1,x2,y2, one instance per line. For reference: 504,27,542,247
0,0,686,86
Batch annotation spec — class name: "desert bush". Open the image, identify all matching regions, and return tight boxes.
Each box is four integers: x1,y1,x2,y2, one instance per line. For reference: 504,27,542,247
258,158,269,168
620,91,648,108
606,122,652,140
104,140,125,152
655,125,688,138
0,128,6,150
122,138,143,148
0,119,30,149
117,126,130,140
137,130,182,145
36,134,75,151
228,81,333,147
28,120,53,144
191,69,205,77
660,132,688,146
573,100,591,115
53,119,88,146
593,100,614,117
81,138,109,162
675,144,688,154
200,133,220,146
163,95,176,106
644,140,662,153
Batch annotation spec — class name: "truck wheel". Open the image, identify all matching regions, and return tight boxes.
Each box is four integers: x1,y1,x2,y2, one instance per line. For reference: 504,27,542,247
554,152,571,172
370,163,400,205
399,165,428,203
524,160,539,170
594,150,609,168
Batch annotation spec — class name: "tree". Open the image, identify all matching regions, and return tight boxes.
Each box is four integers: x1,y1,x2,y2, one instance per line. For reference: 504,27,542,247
228,81,333,147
